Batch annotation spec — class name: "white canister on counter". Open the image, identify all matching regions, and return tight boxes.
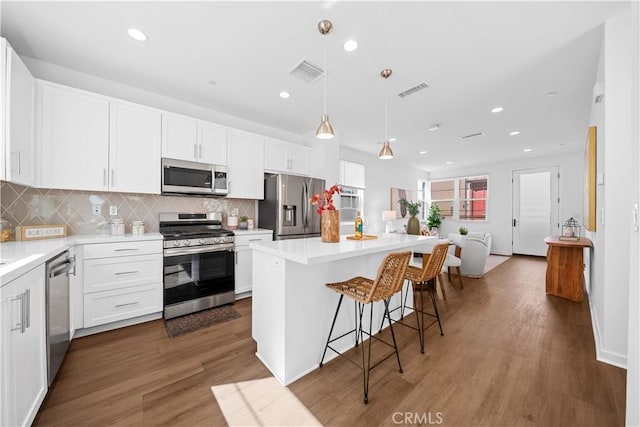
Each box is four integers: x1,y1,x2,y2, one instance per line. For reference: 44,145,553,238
227,216,238,230
131,221,145,235
110,218,125,235
247,219,254,229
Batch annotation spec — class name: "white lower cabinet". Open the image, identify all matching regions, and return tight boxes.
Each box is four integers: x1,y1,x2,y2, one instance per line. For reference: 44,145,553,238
235,232,273,295
0,264,47,427
82,240,163,328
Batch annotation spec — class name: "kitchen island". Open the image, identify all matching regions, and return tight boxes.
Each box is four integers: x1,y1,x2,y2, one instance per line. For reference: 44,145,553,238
249,233,436,385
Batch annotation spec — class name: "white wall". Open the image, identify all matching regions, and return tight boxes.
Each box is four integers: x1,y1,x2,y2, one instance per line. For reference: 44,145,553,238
22,56,304,145
339,146,428,235
429,152,584,256
627,2,640,425
586,10,632,370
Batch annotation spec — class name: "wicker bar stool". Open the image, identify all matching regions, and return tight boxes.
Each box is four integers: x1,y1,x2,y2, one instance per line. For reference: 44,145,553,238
319,251,412,404
396,240,450,353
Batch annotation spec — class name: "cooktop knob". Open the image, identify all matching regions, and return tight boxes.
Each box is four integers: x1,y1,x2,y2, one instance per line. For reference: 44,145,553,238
183,240,191,246
214,237,221,244
173,240,181,247
199,239,206,245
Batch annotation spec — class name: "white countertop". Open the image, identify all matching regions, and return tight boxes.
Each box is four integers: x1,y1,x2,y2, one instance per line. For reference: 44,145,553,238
250,233,436,265
232,228,273,236
0,233,163,285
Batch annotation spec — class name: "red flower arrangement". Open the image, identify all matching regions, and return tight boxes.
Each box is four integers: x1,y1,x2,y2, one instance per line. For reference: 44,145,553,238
310,184,342,215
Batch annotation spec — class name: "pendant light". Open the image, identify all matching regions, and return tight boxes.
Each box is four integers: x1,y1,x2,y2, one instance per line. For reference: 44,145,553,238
316,20,335,140
379,68,394,159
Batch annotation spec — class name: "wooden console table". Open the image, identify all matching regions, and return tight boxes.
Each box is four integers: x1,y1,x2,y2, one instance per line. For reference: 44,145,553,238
544,236,592,302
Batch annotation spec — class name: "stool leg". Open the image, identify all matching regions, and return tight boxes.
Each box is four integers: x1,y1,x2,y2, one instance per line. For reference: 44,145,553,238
429,282,444,336
384,299,403,374
457,267,464,289
319,294,343,368
361,303,372,404
419,284,426,353
437,273,447,300
354,300,359,347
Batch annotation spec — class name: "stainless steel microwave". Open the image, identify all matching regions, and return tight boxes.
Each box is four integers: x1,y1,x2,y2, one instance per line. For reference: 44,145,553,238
161,158,228,197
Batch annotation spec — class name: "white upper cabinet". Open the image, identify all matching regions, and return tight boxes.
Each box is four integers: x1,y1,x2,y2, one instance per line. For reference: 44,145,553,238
264,137,310,176
39,82,161,193
109,101,161,194
1,39,6,180
197,120,227,166
40,83,110,191
228,129,264,199
161,112,198,162
339,160,366,189
4,41,36,186
161,113,228,166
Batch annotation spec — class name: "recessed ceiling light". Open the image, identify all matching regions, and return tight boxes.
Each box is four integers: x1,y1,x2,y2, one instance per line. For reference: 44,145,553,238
207,80,217,86
524,148,533,152
343,39,358,52
545,91,557,97
428,124,440,132
279,91,290,99
420,150,427,155
491,106,504,113
127,28,147,42
509,131,520,136
446,161,453,165
389,137,396,142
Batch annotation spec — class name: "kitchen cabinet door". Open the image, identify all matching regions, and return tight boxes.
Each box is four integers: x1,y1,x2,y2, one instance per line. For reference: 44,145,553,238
228,129,264,199
5,43,36,187
0,264,47,427
198,120,228,166
109,101,161,194
40,83,109,191
161,112,198,162
287,143,310,176
264,138,288,172
1,39,6,180
340,160,365,189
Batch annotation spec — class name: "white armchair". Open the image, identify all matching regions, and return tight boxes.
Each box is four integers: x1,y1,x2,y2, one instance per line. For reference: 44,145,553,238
460,232,492,277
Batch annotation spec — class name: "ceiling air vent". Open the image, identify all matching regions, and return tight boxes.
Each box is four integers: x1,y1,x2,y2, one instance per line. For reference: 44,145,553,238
459,132,485,140
289,59,324,84
397,82,428,99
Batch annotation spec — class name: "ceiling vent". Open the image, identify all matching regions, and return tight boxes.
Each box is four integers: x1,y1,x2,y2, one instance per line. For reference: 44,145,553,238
459,132,485,140
289,59,324,84
397,82,428,99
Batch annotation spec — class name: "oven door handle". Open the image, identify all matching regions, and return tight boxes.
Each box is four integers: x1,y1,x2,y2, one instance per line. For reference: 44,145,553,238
164,244,234,257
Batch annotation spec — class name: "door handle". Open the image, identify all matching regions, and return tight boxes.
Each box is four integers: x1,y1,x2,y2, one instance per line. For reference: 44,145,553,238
513,219,517,227
199,144,203,159
17,150,21,175
10,294,23,332
111,169,115,187
114,270,139,276
194,144,198,159
103,169,107,186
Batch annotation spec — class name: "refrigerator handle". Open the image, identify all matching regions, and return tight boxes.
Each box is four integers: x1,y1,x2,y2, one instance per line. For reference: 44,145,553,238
302,180,308,229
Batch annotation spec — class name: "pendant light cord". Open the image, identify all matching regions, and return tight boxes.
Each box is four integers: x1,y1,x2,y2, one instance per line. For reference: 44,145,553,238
323,46,327,114
384,83,388,141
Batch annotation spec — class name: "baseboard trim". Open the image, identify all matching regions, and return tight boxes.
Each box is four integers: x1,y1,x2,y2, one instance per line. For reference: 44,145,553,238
587,294,628,369
490,250,512,256
73,312,162,338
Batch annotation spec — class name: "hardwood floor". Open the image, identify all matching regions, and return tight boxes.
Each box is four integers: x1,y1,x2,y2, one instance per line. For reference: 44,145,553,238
35,255,626,426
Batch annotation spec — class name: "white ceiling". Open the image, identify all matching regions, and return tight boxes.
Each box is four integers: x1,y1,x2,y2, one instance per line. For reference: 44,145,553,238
0,1,628,172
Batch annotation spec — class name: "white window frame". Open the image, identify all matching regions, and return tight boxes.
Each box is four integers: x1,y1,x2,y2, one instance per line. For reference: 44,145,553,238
429,175,489,222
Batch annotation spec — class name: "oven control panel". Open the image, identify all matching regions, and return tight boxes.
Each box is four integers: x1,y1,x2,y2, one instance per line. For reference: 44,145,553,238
163,236,234,249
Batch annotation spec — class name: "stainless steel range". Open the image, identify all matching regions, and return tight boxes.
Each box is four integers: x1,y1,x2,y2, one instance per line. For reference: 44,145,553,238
159,213,235,319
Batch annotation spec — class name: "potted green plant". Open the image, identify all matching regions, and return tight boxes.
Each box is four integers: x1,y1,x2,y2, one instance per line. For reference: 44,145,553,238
398,198,421,235
427,204,443,235
239,215,249,230
459,226,468,235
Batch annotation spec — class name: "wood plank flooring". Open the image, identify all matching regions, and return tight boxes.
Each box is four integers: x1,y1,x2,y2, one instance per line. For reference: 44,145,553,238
34,255,626,426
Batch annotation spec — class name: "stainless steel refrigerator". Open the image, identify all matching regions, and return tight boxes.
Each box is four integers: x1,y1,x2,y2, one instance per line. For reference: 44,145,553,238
259,173,326,240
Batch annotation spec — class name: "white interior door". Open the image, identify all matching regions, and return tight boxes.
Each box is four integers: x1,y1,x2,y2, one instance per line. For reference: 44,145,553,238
512,166,559,256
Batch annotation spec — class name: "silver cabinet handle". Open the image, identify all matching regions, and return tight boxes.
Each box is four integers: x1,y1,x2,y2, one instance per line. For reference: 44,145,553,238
194,144,198,158
235,252,238,265
249,238,262,241
9,294,23,332
114,270,139,275
199,144,202,158
111,169,115,186
115,302,139,308
114,248,138,252
103,169,107,186
24,289,30,329
69,255,77,276
18,150,21,175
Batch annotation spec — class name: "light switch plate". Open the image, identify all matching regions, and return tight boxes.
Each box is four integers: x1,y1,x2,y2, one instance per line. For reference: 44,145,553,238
92,204,101,215
109,205,118,216
597,173,604,185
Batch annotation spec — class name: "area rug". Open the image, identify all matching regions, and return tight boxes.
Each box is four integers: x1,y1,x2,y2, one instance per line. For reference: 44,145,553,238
164,305,241,338
482,254,511,275
211,377,322,426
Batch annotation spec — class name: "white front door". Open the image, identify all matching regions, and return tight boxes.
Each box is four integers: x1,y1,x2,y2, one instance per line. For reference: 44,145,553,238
512,166,559,256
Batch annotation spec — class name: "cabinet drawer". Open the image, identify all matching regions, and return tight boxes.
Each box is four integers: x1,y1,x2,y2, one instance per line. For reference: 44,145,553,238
83,240,162,259
83,283,162,328
235,234,273,247
84,254,162,293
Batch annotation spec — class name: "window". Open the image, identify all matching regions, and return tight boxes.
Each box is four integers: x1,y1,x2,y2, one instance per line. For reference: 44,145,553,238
339,186,364,223
430,175,488,221
416,179,429,221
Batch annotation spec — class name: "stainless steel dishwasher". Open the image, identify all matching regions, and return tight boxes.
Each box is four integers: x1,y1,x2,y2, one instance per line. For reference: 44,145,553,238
46,251,74,386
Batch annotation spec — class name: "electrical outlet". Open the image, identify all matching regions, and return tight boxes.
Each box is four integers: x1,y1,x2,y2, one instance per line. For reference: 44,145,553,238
92,204,102,215
109,205,118,216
